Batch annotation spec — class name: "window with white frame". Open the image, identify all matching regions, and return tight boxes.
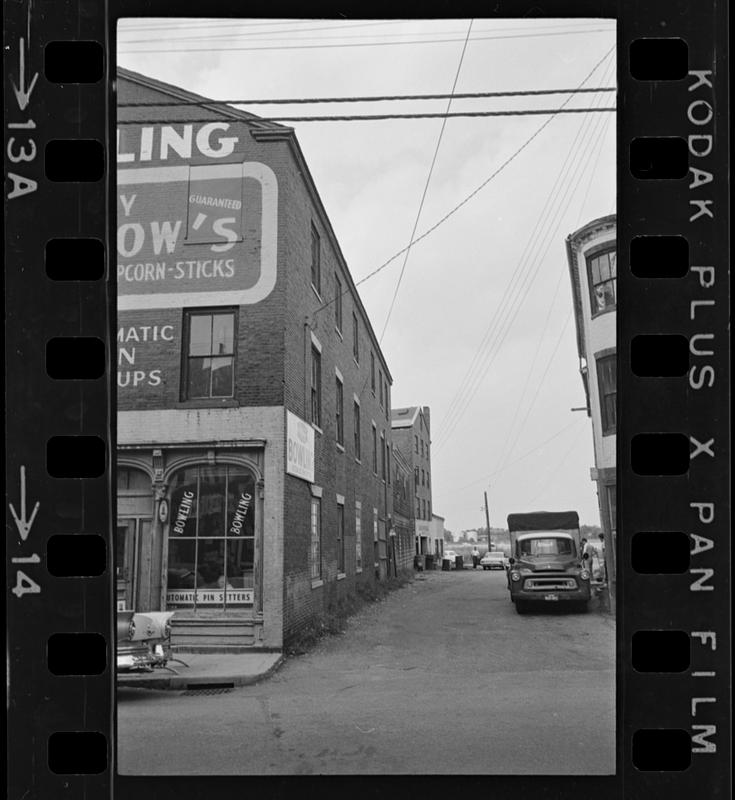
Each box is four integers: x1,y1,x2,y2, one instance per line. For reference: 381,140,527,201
596,353,616,435
310,497,322,580
587,248,616,313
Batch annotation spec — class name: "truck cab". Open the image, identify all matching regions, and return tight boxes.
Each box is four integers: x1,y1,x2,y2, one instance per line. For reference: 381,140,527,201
506,511,591,613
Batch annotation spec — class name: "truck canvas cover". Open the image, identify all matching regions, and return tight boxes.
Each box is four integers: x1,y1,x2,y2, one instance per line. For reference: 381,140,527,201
507,511,580,532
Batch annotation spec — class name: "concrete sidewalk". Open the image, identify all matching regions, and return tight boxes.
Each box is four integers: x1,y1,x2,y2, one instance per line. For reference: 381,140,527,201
117,651,283,690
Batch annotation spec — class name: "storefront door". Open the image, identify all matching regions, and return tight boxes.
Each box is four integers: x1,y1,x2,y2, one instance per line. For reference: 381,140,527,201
116,518,153,610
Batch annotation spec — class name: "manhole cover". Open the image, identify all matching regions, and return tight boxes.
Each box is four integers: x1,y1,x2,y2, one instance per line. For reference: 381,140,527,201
184,685,234,696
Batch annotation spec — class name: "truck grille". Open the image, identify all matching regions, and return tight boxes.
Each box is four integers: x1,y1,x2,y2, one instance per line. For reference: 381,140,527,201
524,577,577,591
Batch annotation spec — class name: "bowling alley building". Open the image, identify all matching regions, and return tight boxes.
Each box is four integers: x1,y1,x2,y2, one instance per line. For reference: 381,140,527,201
116,68,395,651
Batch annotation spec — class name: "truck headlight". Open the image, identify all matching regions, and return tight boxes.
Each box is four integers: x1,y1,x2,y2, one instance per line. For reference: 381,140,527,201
510,571,521,582
580,570,590,581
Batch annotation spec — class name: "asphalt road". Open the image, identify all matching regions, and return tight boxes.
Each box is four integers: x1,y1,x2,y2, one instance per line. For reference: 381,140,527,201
118,568,615,775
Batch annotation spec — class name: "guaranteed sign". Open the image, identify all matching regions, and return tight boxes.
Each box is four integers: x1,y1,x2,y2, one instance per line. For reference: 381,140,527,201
117,124,278,310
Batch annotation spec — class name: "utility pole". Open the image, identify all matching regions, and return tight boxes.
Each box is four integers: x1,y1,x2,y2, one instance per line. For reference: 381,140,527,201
484,490,492,551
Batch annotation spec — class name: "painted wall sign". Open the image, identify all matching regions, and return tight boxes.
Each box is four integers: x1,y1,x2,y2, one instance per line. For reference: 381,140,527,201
286,411,315,483
117,158,278,310
157,498,169,523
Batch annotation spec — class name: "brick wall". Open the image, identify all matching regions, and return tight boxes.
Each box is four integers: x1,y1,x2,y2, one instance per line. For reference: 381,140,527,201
117,70,396,643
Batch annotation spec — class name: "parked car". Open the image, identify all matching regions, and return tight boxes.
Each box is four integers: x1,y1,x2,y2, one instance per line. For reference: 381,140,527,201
117,610,175,673
481,551,507,570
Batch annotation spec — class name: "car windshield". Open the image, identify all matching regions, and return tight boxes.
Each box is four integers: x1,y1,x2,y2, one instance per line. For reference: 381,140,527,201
518,537,574,557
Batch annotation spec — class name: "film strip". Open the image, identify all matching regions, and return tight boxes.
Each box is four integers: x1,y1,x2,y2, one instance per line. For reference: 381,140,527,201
4,0,729,797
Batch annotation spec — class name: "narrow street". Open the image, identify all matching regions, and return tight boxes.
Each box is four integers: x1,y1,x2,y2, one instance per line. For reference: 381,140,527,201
118,568,615,775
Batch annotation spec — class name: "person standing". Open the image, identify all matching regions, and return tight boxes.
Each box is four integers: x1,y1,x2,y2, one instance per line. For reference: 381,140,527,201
471,546,480,569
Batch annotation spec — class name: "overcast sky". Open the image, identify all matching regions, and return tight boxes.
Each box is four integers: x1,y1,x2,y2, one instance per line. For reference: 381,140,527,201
118,17,616,533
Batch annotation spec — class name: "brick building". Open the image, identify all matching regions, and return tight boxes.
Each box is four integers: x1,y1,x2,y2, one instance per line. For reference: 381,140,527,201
391,406,435,557
116,68,393,651
565,214,616,600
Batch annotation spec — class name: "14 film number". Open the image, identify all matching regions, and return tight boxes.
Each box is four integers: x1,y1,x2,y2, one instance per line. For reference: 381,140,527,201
7,36,39,200
9,466,41,598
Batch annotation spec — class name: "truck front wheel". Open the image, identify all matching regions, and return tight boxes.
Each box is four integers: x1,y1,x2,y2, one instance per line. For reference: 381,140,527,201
515,600,530,615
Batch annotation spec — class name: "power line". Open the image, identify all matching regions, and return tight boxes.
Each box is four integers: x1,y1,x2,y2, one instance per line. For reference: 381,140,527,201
119,21,613,45
432,48,615,449
118,86,616,108
379,19,473,342
525,424,588,507
482,58,616,468
433,416,585,498
309,45,615,321
118,27,614,54
117,107,615,125
488,74,615,465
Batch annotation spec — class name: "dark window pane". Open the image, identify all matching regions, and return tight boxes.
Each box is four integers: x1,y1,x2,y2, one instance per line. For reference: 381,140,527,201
167,539,197,588
210,357,233,397
197,467,227,537
196,539,226,589
187,357,211,398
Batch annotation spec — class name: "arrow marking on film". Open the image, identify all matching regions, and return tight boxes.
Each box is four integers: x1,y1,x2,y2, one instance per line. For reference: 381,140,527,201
9,466,40,541
12,38,39,112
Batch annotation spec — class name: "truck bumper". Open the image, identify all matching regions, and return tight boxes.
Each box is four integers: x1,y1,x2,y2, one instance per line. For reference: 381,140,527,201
511,581,590,604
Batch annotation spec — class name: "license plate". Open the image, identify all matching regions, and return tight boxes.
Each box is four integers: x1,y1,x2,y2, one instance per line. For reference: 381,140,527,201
544,593,559,601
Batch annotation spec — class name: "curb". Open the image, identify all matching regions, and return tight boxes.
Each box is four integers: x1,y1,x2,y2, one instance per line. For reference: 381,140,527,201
117,654,284,691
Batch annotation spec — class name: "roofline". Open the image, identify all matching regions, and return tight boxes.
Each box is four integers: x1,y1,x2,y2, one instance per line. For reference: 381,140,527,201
115,67,393,383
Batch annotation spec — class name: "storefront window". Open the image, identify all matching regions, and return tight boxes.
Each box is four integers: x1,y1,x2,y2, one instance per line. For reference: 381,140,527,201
167,464,256,609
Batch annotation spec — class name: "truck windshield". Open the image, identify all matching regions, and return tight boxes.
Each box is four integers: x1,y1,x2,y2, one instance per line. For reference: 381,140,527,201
518,538,574,557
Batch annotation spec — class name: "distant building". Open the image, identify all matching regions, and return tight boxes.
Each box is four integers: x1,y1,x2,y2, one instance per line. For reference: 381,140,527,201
391,447,415,573
566,214,616,598
391,406,433,555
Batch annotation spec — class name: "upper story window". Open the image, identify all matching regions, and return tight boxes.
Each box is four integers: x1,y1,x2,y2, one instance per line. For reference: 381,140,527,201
183,310,235,400
380,432,386,481
334,274,343,333
353,401,361,460
310,224,321,295
420,439,424,458
310,497,322,580
370,352,375,393
352,313,360,362
596,352,616,435
587,248,616,314
379,370,384,407
415,435,419,454
371,424,378,474
385,383,389,420
310,346,322,428
335,376,344,446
